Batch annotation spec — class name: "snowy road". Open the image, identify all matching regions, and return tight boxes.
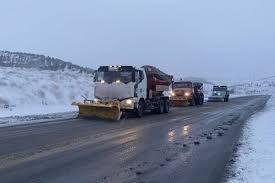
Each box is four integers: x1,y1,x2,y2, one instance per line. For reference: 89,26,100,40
0,96,269,183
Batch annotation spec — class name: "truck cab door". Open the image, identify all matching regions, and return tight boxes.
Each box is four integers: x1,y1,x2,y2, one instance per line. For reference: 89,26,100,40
135,70,147,99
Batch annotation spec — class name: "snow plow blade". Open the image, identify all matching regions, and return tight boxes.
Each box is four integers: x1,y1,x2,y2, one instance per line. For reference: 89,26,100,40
72,101,122,121
170,98,189,107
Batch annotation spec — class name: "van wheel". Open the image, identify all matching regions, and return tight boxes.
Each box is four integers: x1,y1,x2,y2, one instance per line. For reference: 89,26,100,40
136,101,144,117
164,99,169,113
158,99,164,114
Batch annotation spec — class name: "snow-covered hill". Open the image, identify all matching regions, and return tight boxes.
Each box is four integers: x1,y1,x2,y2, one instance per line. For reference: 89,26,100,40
0,50,94,74
229,76,275,96
0,66,94,117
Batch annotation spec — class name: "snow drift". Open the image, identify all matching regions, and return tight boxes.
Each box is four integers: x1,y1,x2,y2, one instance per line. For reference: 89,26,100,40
0,66,94,117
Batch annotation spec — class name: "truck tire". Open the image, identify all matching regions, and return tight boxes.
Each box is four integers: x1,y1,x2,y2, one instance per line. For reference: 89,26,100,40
136,101,145,117
164,98,169,113
158,99,164,114
190,97,195,106
200,96,204,105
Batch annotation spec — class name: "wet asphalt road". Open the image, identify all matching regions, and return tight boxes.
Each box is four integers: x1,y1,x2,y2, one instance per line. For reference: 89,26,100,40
0,96,269,183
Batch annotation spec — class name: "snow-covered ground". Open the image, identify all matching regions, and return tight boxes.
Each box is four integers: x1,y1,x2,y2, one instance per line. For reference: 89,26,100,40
226,96,275,183
0,67,94,119
225,76,275,183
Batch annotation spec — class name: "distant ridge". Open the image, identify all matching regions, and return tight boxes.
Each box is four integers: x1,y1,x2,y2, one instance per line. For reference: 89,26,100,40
0,50,94,74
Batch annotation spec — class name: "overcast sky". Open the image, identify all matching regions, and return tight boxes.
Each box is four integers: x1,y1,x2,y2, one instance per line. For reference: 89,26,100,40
0,0,274,80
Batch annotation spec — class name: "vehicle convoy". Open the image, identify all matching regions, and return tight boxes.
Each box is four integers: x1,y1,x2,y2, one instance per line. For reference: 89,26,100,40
208,85,230,102
72,65,173,120
170,80,204,106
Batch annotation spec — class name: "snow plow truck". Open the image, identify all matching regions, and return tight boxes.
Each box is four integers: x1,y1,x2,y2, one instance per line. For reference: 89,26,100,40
72,65,173,121
170,81,204,106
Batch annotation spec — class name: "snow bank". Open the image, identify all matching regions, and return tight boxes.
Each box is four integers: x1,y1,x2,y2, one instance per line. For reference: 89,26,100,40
227,96,275,183
228,77,275,96
0,67,94,117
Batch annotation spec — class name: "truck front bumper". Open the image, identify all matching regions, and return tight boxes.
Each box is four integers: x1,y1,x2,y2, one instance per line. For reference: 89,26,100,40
170,96,189,106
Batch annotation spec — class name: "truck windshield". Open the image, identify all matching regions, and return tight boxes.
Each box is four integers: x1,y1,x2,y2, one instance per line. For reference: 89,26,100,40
95,71,133,84
173,82,192,88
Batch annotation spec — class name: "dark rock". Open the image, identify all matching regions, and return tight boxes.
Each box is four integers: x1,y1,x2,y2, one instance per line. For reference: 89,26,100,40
194,141,200,145
136,171,143,176
165,158,172,162
221,127,229,131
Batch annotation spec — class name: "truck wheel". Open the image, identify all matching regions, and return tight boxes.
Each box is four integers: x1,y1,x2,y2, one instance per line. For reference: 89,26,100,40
158,99,164,114
136,101,144,117
164,99,169,113
190,97,195,106
200,97,204,105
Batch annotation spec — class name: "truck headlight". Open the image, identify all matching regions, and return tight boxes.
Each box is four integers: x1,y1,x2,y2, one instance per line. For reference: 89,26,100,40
185,92,190,97
126,99,133,105
171,92,176,97
121,99,135,109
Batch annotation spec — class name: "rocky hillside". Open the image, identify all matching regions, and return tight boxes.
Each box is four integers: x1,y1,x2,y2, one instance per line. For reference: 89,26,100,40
0,50,94,74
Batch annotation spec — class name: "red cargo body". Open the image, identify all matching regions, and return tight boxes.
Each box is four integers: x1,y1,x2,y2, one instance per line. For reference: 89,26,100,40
142,65,173,99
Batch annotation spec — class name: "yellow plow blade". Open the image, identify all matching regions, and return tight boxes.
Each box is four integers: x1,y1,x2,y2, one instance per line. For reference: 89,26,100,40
72,101,122,121
170,98,189,107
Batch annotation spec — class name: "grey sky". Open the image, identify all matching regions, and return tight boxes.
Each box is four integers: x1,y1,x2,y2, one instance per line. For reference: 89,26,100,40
0,0,274,80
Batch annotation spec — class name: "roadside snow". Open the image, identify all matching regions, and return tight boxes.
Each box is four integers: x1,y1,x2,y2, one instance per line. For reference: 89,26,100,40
0,104,77,118
0,66,93,118
0,111,78,127
227,96,275,183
